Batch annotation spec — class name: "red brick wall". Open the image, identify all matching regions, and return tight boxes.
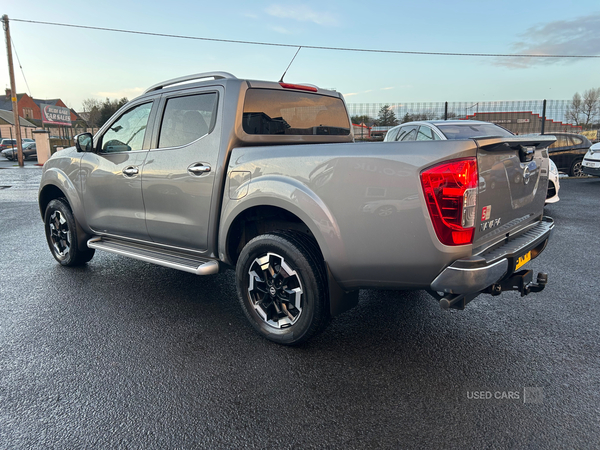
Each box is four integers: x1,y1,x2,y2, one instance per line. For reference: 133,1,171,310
13,93,78,123
16,94,41,120
54,99,78,121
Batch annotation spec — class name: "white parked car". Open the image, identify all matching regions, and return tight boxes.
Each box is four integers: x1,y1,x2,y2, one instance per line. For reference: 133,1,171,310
582,142,600,177
545,159,560,204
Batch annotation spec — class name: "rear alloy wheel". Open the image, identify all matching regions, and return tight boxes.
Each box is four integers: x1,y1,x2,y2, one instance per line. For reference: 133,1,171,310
44,198,95,266
236,232,330,345
570,158,585,177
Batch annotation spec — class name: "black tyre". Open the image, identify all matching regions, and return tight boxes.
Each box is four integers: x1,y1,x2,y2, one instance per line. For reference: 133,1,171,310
44,198,95,266
570,158,584,177
236,231,330,345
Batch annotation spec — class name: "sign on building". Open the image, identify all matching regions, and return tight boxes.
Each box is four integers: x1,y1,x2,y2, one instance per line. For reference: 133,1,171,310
41,104,72,126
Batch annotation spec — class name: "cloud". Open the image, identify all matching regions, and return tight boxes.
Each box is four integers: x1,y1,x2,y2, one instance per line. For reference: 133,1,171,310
495,12,600,68
270,26,293,34
342,89,373,97
95,87,144,99
381,87,394,91
266,4,339,26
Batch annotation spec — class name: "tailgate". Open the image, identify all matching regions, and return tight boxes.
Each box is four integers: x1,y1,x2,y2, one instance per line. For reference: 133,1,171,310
473,135,556,249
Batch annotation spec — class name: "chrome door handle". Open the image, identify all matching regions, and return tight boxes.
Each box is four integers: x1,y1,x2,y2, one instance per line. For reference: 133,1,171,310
188,164,211,175
122,166,139,176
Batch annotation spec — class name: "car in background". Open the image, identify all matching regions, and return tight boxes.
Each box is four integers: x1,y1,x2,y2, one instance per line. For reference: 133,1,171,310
1,142,37,161
0,138,17,150
546,133,591,177
546,159,560,205
0,138,35,151
383,120,514,143
383,120,559,202
582,142,600,177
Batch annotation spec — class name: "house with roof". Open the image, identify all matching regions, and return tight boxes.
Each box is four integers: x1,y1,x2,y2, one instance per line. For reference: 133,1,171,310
0,109,36,140
1,89,87,138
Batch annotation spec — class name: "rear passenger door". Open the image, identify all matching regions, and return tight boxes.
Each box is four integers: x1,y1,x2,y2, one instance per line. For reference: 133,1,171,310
141,88,222,251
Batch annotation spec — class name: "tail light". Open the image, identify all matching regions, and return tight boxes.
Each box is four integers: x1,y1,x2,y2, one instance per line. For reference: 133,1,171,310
420,158,478,246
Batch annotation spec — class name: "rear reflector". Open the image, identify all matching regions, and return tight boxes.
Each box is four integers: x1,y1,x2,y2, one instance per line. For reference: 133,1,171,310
279,82,318,92
421,158,478,246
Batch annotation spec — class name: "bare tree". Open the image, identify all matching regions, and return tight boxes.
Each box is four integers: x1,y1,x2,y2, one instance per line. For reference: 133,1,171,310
566,88,600,129
81,98,102,128
581,88,600,129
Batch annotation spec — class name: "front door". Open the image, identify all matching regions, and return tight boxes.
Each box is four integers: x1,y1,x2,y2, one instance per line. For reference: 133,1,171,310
81,101,155,240
141,89,222,251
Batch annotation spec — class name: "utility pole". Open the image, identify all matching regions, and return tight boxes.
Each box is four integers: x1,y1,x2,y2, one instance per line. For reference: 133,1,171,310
3,15,24,167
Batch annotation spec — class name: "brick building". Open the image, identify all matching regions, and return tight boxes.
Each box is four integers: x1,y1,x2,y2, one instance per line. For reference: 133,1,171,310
0,89,86,138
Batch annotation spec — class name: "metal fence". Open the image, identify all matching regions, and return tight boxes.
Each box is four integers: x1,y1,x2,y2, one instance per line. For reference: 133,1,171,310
348,100,599,136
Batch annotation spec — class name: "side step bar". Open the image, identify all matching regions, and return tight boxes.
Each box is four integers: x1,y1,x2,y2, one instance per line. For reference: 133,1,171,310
87,237,219,275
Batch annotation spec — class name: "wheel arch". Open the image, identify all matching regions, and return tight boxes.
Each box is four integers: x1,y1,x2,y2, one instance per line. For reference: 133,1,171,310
39,168,90,233
220,188,357,317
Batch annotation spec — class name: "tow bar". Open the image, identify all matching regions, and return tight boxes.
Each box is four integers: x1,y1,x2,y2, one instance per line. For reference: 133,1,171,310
434,270,548,310
485,270,548,297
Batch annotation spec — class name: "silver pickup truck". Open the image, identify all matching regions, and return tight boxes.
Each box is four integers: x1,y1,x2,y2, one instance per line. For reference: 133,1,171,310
39,72,555,344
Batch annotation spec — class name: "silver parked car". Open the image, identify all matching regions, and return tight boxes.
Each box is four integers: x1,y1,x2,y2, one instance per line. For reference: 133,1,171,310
38,74,555,345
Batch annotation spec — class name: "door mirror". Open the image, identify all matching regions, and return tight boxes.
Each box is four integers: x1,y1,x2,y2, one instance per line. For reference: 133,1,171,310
75,133,94,153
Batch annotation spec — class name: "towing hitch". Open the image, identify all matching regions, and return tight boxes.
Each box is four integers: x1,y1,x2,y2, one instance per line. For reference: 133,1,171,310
485,270,548,297
432,270,548,310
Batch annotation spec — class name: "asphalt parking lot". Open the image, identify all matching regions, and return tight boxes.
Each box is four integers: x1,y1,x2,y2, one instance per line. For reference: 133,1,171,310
1,165,599,449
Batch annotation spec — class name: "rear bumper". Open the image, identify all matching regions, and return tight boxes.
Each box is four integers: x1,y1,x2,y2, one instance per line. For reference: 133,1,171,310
431,217,554,295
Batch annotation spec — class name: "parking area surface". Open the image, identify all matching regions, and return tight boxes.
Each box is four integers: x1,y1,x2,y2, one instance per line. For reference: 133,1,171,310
1,166,599,448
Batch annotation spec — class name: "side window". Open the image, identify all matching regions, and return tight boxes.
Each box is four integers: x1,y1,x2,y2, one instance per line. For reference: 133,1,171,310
101,102,153,153
394,126,409,141
401,126,418,141
416,126,434,141
549,135,569,149
572,136,583,145
386,127,400,142
158,93,218,148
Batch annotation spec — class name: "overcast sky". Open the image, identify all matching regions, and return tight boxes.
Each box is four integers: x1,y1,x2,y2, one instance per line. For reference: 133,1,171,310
1,0,599,110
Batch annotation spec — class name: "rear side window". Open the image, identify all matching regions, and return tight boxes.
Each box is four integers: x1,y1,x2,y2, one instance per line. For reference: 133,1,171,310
242,89,350,135
549,135,570,148
158,93,218,148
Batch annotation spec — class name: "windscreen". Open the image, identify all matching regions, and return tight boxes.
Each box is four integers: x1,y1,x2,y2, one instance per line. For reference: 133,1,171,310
437,123,513,140
243,88,350,136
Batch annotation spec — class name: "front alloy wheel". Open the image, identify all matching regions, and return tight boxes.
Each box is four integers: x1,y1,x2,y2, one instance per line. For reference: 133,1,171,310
44,198,95,266
49,210,71,258
571,159,585,177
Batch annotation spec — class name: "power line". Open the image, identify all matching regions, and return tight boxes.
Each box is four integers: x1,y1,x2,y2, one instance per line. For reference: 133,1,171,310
10,18,600,59
11,39,32,97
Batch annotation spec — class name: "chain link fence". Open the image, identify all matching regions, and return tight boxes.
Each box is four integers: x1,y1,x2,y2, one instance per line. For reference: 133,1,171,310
348,100,600,138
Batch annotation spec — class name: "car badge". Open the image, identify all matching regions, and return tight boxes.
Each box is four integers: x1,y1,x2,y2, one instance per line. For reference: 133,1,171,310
523,166,531,185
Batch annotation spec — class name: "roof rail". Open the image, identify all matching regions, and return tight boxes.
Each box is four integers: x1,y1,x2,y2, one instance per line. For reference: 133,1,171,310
144,72,237,94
